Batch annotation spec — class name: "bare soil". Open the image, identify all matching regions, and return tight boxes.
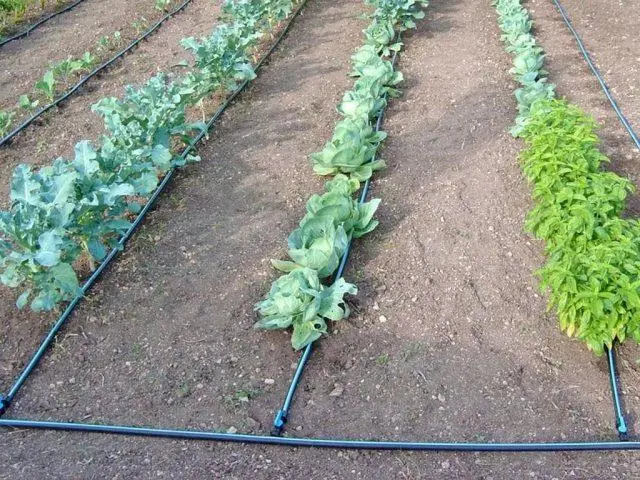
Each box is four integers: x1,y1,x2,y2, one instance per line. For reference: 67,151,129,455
1,0,640,478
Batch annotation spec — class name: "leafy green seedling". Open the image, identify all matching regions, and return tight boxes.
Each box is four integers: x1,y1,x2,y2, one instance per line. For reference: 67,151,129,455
35,70,57,102
18,94,38,111
0,109,14,136
51,57,84,83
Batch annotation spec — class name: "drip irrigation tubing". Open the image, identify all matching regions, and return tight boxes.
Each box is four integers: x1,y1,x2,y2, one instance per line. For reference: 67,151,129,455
272,46,399,437
0,0,88,48
0,0,195,148
1,418,640,452
551,0,640,151
607,346,629,440
0,0,308,416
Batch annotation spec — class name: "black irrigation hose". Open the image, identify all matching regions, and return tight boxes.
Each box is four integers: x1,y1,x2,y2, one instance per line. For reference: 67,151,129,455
0,0,89,48
0,0,309,416
2,418,640,452
607,346,629,440
551,0,640,151
0,0,195,148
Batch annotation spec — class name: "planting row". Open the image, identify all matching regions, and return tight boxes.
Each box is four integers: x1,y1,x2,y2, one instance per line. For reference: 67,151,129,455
0,0,188,142
0,0,298,312
0,1,70,32
495,0,640,354
255,0,428,350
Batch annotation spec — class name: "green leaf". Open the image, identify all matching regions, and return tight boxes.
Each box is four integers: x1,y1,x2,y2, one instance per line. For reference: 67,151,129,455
151,144,172,170
16,289,30,309
87,237,107,261
291,320,323,350
51,262,79,295
34,231,63,267
73,141,99,176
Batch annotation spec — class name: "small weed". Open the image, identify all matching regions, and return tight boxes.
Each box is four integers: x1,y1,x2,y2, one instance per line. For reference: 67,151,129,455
131,342,143,359
403,342,422,362
132,17,149,34
225,387,261,409
376,353,390,366
177,383,191,398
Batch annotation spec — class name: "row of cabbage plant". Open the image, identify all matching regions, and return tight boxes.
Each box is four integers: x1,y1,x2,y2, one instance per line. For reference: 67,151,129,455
255,0,429,350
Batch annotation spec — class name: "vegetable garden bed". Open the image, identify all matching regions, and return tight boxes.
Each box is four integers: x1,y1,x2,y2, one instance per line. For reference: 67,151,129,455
2,0,640,477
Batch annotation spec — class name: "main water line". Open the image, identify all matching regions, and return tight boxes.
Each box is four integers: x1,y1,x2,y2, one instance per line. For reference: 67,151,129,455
1,417,639,452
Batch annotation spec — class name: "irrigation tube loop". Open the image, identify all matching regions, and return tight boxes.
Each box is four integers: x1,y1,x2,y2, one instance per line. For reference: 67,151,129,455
0,0,89,48
271,44,400,437
0,0,195,148
0,0,308,416
551,0,640,151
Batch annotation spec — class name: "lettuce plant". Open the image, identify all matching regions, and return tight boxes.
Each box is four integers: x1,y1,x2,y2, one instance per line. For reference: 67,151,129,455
494,0,555,135
272,175,380,277
311,118,387,180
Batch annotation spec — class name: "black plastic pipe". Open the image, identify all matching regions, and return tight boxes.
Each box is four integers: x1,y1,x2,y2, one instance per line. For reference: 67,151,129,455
607,346,629,440
0,0,89,48
2,418,640,452
0,0,308,417
0,0,195,147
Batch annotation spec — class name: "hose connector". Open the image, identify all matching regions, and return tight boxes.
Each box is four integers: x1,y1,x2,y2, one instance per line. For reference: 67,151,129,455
0,394,9,416
618,419,629,442
271,409,286,436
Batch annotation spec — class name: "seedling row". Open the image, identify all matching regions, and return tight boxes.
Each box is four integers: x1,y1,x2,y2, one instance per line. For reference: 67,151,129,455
0,0,193,144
